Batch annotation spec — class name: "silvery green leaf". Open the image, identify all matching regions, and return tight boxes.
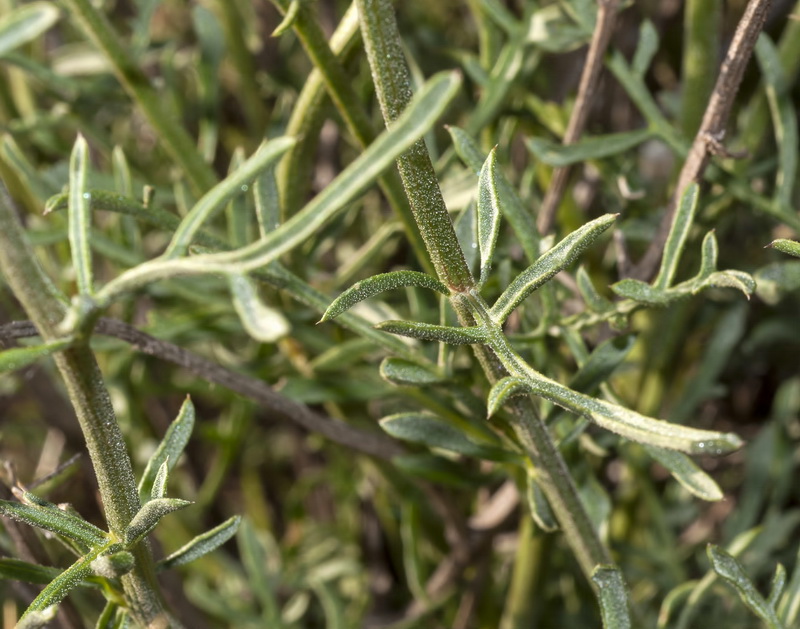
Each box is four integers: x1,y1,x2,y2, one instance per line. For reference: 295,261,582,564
769,564,787,609
90,551,134,579
254,163,281,236
158,515,241,571
576,266,614,313
138,397,195,501
448,126,485,175
755,36,797,212
755,261,800,305
611,279,673,305
644,445,723,501
524,376,743,454
592,565,632,629
0,2,59,57
697,230,719,279
0,494,107,547
708,545,785,628
654,183,699,290
165,136,296,257
380,413,509,461
527,474,558,531
20,542,113,620
225,147,249,248
527,129,651,166
0,558,63,585
768,239,800,259
0,338,72,374
228,273,290,342
487,376,529,417
124,498,192,546
150,460,169,501
491,214,616,323
68,134,94,296
477,148,503,285
697,270,755,298
375,320,487,345
379,358,446,385
632,20,659,78
111,146,133,196
321,271,449,322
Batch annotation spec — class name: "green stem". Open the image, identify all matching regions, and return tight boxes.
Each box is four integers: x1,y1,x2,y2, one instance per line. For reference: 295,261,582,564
60,0,218,195
271,0,434,275
681,0,721,136
356,0,473,291
0,182,174,626
356,0,613,585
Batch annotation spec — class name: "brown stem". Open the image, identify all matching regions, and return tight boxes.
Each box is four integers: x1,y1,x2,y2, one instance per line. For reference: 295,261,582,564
537,0,620,235
630,0,773,280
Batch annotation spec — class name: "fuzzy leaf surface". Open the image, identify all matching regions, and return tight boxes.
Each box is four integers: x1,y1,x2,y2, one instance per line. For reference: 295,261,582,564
124,499,192,546
477,148,502,285
380,358,445,385
654,183,699,290
0,338,71,374
158,515,241,570
644,446,723,501
68,135,93,295
375,320,488,345
0,497,107,547
592,565,632,629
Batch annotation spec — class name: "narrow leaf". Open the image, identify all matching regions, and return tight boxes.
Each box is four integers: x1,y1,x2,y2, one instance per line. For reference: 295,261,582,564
526,129,651,167
611,279,673,305
272,0,300,36
698,270,755,298
524,376,743,454
769,564,787,609
375,320,488,345
380,413,508,461
697,230,718,279
0,558,63,585
487,376,529,417
165,136,296,257
491,214,616,323
477,148,502,285
254,164,281,236
654,183,699,290
380,358,446,385
151,460,169,500
632,20,659,78
321,271,449,322
592,565,632,629
577,266,614,313
0,338,72,374
158,515,241,570
708,545,785,628
17,606,58,629
68,135,94,295
644,445,723,501
767,239,800,259
138,397,195,501
124,498,192,546
228,273,291,342
0,496,107,547
0,2,60,57
527,475,558,532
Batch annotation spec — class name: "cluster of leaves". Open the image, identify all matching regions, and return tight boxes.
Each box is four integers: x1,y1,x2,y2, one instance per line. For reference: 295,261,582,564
1,0,800,628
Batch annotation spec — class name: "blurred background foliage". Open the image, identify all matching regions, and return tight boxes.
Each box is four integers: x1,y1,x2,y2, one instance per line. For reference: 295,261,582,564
1,0,800,627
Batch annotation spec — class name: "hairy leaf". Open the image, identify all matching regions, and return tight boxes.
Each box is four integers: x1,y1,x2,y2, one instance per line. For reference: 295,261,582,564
158,515,241,570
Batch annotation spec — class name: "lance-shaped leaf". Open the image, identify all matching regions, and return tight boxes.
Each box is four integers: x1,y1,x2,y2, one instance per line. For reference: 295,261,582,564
321,271,449,322
644,445,723,501
654,183,699,290
380,358,446,385
0,338,72,374
527,129,651,167
611,279,673,306
254,163,281,237
697,230,719,279
487,376,529,417
380,413,510,461
768,239,800,259
228,273,290,342
0,558,64,585
522,375,742,455
577,267,614,313
138,397,195,501
375,320,488,345
527,474,558,532
592,565,632,629
68,135,94,296
477,148,503,285
0,2,60,57
708,545,785,628
491,214,617,323
696,270,755,298
0,496,107,547
769,564,787,610
150,460,169,501
124,498,192,546
164,136,296,258
20,542,113,621
448,126,539,261
158,515,241,571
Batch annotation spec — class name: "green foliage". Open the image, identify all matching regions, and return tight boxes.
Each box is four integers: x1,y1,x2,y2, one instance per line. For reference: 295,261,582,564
1,0,799,627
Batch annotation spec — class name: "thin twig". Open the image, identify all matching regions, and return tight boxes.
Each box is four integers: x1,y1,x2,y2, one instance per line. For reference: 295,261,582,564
537,0,620,235
0,319,406,461
630,0,773,280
